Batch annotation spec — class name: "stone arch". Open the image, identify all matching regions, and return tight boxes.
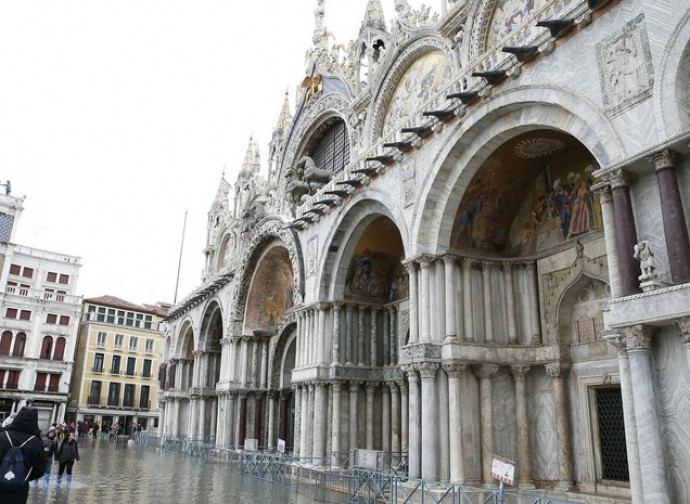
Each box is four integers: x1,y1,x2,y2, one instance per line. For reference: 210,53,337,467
414,86,625,257
199,299,224,352
655,7,690,137
216,231,233,272
317,190,410,300
232,218,304,330
368,35,457,143
175,318,196,359
280,92,351,184
268,320,297,390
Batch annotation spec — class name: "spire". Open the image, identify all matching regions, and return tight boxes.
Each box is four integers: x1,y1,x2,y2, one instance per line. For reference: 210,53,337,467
275,89,293,132
214,171,231,204
361,0,386,32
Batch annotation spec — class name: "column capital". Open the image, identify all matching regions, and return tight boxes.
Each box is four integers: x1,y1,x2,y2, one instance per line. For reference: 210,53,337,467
677,318,690,344
481,261,493,272
442,361,467,378
523,260,536,272
510,364,531,378
461,257,474,269
366,382,378,392
442,254,457,265
545,361,570,379
401,364,419,381
387,381,399,393
332,301,344,310
418,362,439,379
279,389,292,400
473,363,499,379
603,331,627,353
349,381,361,392
502,262,513,273
608,168,633,189
622,324,656,350
402,260,418,274
418,256,433,269
330,381,342,392
649,148,677,171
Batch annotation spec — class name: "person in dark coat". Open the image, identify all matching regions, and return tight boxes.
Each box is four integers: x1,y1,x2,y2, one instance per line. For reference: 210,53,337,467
0,406,45,504
55,431,79,484
38,428,57,485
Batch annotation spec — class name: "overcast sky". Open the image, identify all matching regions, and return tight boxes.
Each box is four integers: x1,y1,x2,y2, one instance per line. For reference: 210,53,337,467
0,0,432,306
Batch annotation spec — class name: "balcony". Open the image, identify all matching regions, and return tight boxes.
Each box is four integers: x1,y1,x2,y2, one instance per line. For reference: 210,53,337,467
4,284,81,305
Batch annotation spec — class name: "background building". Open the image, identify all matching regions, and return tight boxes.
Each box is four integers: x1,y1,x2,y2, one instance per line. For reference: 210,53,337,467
0,186,83,430
161,1,690,503
70,296,169,433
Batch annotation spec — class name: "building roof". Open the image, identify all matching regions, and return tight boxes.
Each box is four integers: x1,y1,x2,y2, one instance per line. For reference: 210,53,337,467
84,295,168,316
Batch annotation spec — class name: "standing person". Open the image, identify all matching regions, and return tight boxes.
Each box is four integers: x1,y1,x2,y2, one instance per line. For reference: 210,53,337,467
0,406,45,504
35,428,57,485
55,432,79,485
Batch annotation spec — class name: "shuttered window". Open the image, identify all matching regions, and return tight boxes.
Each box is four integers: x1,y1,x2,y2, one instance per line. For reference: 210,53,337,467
311,119,350,174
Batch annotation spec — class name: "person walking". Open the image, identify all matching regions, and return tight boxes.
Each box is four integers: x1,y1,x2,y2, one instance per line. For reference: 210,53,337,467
0,406,45,504
55,432,79,485
38,428,57,485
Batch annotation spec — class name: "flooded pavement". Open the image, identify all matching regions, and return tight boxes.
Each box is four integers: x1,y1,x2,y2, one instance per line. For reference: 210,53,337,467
29,438,313,504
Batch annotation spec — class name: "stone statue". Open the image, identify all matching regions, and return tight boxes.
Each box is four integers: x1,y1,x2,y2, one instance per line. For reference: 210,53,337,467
299,155,333,190
633,240,656,282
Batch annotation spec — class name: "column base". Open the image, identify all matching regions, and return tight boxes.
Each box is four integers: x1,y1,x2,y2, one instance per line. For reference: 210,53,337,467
518,481,535,490
554,481,574,492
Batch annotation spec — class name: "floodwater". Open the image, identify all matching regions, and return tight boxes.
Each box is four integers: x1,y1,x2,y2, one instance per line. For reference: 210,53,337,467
29,438,314,504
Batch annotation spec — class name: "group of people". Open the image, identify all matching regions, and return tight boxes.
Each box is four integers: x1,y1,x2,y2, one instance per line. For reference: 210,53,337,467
0,407,79,504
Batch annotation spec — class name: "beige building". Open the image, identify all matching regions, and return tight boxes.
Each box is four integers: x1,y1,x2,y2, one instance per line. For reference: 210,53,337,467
71,296,169,432
0,188,83,431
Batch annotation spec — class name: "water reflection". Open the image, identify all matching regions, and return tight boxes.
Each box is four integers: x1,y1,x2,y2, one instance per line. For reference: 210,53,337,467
30,439,310,504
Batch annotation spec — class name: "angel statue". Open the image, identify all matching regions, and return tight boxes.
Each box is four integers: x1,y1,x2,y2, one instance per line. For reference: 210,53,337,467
633,240,655,282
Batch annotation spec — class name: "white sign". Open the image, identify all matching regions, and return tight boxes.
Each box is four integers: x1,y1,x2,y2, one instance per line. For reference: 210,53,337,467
244,438,258,452
277,439,286,453
355,449,380,469
491,455,516,485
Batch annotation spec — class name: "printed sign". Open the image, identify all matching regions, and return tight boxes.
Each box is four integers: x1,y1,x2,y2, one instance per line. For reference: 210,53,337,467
491,454,516,485
244,438,258,452
277,439,286,453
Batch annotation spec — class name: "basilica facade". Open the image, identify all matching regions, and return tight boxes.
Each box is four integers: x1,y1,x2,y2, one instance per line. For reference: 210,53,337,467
159,1,690,503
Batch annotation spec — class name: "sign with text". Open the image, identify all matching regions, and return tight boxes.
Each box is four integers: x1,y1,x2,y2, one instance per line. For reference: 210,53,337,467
491,454,516,485
355,449,380,469
244,438,258,452
277,439,286,453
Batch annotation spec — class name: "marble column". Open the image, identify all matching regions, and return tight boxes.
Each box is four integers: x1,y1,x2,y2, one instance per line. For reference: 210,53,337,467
475,364,498,484
678,319,690,371
366,383,376,449
597,186,623,298
357,306,366,366
605,333,643,504
260,340,268,388
443,361,466,484
370,307,379,366
293,386,302,457
238,392,247,448
279,390,290,444
443,255,457,342
481,262,494,343
198,397,207,439
624,325,670,503
389,382,401,453
215,395,224,447
383,308,390,366
419,362,439,480
461,258,474,342
610,170,641,295
227,392,236,448
399,380,409,452
300,384,310,458
331,382,342,455
419,258,432,343
546,362,573,490
651,149,690,284
349,381,360,451
503,263,518,345
189,397,199,439
251,339,260,388
253,393,263,443
332,303,342,365
405,366,421,478
345,305,354,364
510,365,534,488
267,392,277,449
318,304,328,365
296,312,303,367
389,307,398,365
240,337,250,387
382,384,391,452
405,261,419,344
306,384,315,457
525,261,541,344
313,383,327,460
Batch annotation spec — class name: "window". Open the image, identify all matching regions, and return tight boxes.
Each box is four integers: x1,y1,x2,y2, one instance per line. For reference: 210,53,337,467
88,381,102,404
144,315,152,330
6,370,20,389
310,118,350,174
48,374,60,392
47,272,57,283
93,353,104,373
111,355,121,374
5,308,17,319
12,333,26,357
97,332,107,347
97,307,106,322
59,315,70,325
56,291,66,302
107,382,120,406
145,339,154,354
114,334,124,349
140,385,150,409
19,310,30,321
58,274,69,284
34,373,48,391
129,337,138,351
46,313,57,324
18,284,29,296
54,337,66,361
44,288,54,300
123,384,135,407
596,387,629,482
117,310,125,325
142,359,152,379
125,312,134,327
0,331,11,355
107,309,115,324
126,357,136,376
9,264,20,275
21,267,33,279
40,336,53,360
135,313,143,328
